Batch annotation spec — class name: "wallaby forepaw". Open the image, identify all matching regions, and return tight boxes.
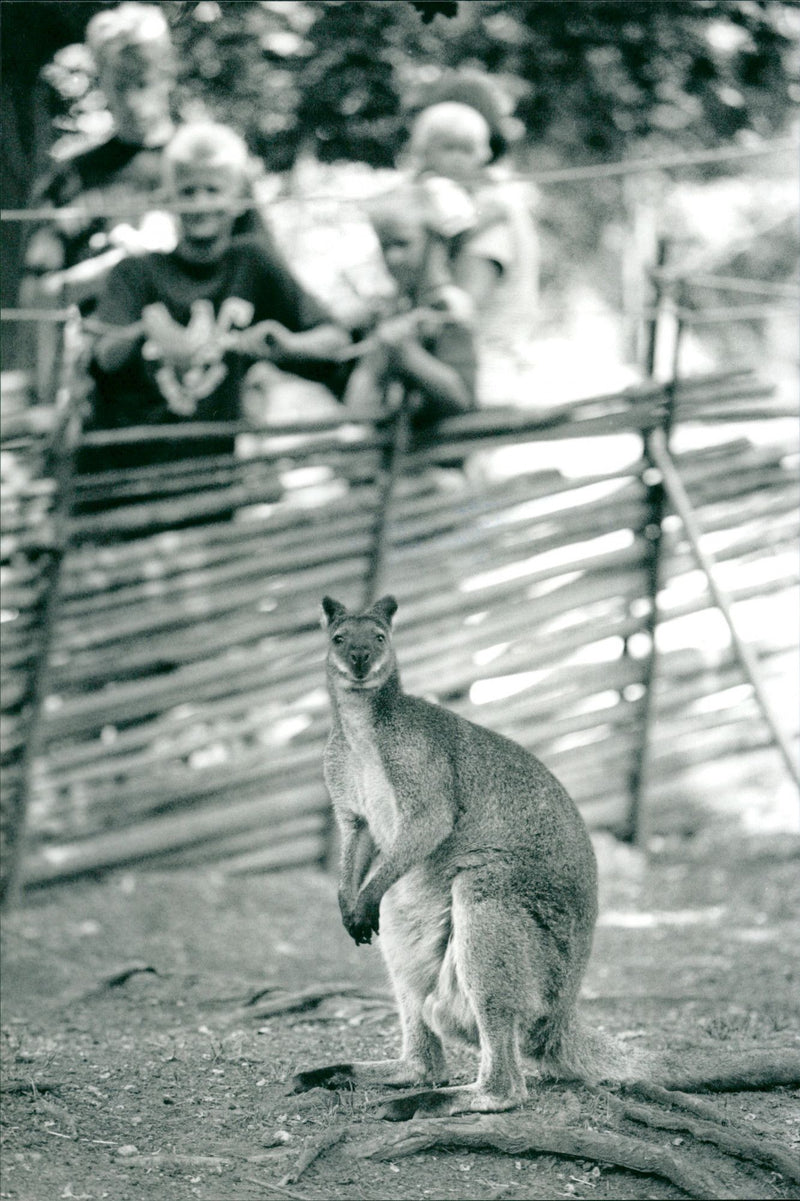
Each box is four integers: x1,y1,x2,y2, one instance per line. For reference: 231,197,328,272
289,1064,356,1093
351,891,381,940
344,917,374,945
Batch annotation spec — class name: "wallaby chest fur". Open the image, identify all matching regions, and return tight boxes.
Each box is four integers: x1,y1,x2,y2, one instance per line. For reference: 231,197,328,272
332,695,402,844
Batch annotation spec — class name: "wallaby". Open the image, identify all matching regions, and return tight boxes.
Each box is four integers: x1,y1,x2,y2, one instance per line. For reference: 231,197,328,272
290,595,800,1118
291,593,637,1118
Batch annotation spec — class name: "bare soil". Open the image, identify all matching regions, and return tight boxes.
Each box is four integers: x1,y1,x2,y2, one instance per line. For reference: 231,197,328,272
2,832,799,1201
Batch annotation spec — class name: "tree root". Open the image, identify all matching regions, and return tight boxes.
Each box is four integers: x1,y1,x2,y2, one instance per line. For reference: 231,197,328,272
280,1128,345,1185
240,983,389,1020
282,1046,800,1196
353,1114,731,1200
624,1081,740,1121
602,1087,800,1183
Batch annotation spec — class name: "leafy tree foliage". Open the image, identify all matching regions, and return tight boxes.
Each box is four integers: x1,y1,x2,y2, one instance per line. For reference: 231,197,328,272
164,1,798,169
21,1,799,172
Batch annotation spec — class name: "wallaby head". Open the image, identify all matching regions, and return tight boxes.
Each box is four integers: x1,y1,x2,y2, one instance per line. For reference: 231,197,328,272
321,595,398,690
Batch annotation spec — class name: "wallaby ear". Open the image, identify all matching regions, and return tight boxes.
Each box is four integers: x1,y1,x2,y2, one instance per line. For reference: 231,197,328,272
368,595,398,628
321,596,348,628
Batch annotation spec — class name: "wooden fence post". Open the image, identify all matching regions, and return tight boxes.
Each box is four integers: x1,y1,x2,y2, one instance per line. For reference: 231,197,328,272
361,386,409,608
0,316,81,909
648,428,799,793
620,257,683,845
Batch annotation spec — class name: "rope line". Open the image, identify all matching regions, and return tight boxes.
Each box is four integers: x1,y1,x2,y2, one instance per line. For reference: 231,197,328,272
4,300,796,327
1,138,795,223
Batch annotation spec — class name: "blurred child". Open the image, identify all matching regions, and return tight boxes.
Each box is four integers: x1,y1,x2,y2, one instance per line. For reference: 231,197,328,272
407,77,539,406
343,186,477,443
28,5,283,304
86,121,349,469
26,4,177,304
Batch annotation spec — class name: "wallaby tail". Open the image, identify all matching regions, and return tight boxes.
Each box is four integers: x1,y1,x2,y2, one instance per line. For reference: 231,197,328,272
531,1011,650,1085
652,1047,800,1092
533,1017,800,1091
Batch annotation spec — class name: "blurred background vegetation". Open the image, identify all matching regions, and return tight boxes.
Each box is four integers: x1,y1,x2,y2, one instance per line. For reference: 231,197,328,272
17,0,797,168
2,0,798,375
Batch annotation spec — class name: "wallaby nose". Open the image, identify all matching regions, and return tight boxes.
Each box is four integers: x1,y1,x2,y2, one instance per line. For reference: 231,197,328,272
349,649,370,677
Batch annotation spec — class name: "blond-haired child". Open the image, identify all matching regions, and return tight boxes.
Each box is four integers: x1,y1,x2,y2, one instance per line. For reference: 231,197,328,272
407,85,539,407
87,120,348,468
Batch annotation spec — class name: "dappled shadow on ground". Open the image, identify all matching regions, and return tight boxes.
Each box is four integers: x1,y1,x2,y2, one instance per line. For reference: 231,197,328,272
2,835,799,1201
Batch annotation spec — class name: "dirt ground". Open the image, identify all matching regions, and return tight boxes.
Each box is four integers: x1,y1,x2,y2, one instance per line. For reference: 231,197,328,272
2,831,799,1201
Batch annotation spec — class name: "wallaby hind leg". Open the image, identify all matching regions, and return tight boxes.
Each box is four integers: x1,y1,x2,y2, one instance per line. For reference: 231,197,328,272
383,866,547,1119
292,870,449,1094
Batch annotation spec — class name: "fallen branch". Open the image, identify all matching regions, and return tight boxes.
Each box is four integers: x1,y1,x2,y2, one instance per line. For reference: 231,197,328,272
245,983,389,1020
244,1178,313,1200
280,1128,346,1185
117,1152,227,1169
1,1079,64,1095
604,1088,800,1183
36,1097,78,1139
62,963,159,1004
353,1114,728,1200
102,963,159,989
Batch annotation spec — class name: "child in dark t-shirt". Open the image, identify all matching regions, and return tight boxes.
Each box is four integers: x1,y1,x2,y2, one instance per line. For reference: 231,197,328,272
87,121,348,468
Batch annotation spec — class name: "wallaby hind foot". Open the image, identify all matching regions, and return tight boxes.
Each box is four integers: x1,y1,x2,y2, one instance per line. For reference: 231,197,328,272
291,1055,448,1095
381,1079,528,1121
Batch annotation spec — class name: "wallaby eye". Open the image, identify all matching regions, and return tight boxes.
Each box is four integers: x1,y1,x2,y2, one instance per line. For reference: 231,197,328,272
333,634,344,645
375,633,385,643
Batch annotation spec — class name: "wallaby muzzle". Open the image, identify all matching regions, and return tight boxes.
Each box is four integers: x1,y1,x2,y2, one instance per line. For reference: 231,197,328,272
349,649,372,679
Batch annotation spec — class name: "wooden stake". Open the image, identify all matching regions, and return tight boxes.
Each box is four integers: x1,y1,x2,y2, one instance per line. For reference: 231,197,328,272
649,427,799,791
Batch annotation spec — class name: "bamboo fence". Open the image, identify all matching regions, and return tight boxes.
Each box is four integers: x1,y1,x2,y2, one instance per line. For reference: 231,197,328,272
1,366,797,897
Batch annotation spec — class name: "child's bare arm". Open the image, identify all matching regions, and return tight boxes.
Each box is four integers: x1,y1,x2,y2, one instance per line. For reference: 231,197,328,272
391,337,472,416
93,322,145,373
453,250,502,311
377,317,473,417
237,321,349,363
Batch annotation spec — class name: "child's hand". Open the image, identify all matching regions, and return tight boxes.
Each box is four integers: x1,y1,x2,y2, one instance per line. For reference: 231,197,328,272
142,302,206,372
424,284,475,324
25,228,66,274
234,320,291,360
375,311,422,353
420,175,476,237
